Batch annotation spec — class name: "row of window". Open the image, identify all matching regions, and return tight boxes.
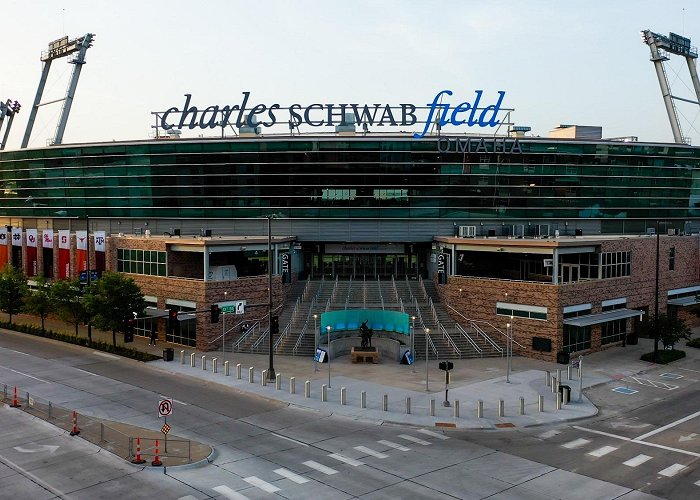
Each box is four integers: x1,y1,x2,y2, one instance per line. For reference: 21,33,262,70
117,249,167,277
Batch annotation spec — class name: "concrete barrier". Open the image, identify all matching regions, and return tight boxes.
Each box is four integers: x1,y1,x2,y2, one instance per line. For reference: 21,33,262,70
201,356,206,371
498,399,504,417
322,384,328,402
224,360,229,376
477,400,483,418
290,377,296,394
248,367,254,383
454,400,460,418
212,358,218,373
304,380,310,398
275,373,281,390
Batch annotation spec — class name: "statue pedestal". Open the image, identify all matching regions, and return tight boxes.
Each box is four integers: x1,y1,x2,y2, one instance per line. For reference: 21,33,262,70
351,346,379,364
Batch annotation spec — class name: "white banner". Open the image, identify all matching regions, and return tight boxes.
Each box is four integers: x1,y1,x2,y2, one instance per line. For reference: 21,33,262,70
42,230,54,249
58,230,70,250
11,227,22,247
26,229,38,248
94,231,106,252
76,231,87,251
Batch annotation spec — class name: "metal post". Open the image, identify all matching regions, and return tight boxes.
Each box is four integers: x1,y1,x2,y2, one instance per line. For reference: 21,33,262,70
567,365,572,380
321,384,327,402
236,363,242,379
275,373,281,390
454,400,460,418
425,327,430,391
519,396,525,415
506,319,512,383
361,390,366,408
498,399,504,417
477,400,483,418
248,366,254,383
267,215,276,382
212,358,218,373
224,360,230,376
340,387,346,405
545,370,551,386
556,392,562,410
85,215,92,342
406,396,411,414
201,355,206,371
429,398,436,416
654,222,660,362
411,316,416,373
190,353,195,367
221,304,226,365
578,355,584,403
538,394,544,412
262,370,267,386
313,314,318,372
180,350,185,364
383,394,388,411
290,377,296,394
327,325,332,388
304,380,310,398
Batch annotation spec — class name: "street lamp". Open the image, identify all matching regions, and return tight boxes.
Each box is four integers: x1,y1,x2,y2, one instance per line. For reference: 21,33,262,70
425,327,430,391
313,314,318,372
506,320,512,383
326,325,332,388
222,291,228,364
411,315,416,373
266,214,275,382
85,214,92,342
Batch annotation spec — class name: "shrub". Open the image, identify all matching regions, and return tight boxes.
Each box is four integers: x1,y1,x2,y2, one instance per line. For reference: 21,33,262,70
640,349,686,364
687,338,700,349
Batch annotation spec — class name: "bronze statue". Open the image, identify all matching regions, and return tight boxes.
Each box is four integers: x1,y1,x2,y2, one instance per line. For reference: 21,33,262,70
360,320,373,348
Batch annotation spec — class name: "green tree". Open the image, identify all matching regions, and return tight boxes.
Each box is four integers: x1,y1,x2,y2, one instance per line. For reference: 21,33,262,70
638,313,691,356
50,278,86,337
23,276,53,332
84,271,145,347
0,265,28,324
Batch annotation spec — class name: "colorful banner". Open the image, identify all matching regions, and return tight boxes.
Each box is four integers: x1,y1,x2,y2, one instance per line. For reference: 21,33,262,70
42,230,54,278
11,227,22,247
0,231,7,269
94,231,106,272
58,230,70,279
42,230,54,249
76,230,87,272
26,229,38,277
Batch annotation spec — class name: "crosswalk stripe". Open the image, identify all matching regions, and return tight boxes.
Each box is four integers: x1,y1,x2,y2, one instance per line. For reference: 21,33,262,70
328,453,364,466
398,434,431,445
418,429,449,440
274,468,309,484
694,479,700,486
177,496,199,500
354,446,389,458
303,460,338,475
623,454,653,467
212,485,250,500
378,439,411,451
658,463,686,477
538,430,561,439
562,438,591,449
587,446,618,458
242,476,280,494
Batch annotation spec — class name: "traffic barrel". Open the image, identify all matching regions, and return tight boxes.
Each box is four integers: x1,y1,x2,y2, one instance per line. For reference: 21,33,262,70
151,439,162,466
69,410,80,436
131,437,146,464
10,386,21,408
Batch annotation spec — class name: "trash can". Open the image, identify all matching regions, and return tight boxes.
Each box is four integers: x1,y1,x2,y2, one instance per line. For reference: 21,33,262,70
558,384,571,403
556,351,570,364
163,348,174,362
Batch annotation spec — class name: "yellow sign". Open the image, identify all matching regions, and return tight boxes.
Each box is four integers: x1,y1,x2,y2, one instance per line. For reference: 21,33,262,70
161,423,171,435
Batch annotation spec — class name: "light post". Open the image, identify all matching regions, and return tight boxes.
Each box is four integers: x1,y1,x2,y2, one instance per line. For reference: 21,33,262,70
425,327,430,391
411,315,416,373
506,320,512,383
313,314,318,372
222,291,227,364
85,215,92,342
326,325,332,388
266,215,275,382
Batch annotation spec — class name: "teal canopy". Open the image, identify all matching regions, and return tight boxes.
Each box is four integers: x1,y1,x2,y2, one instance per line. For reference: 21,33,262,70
320,309,410,336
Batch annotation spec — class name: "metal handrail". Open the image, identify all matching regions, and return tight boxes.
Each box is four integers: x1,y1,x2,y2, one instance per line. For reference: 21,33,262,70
274,321,291,351
414,297,423,325
446,304,526,349
400,297,405,313
418,275,428,300
439,322,461,358
471,322,503,355
251,327,269,351
232,320,260,351
455,322,484,356
428,297,438,324
426,332,438,358
292,322,308,356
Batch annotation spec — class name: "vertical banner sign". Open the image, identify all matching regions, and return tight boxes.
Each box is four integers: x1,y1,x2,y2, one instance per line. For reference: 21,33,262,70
0,230,7,269
58,230,70,279
42,230,54,278
94,231,106,272
281,252,290,284
76,231,88,272
26,229,38,277
11,227,22,268
437,253,448,285
11,227,22,246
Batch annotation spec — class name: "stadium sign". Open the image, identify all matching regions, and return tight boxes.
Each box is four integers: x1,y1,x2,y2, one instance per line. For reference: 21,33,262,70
160,90,507,138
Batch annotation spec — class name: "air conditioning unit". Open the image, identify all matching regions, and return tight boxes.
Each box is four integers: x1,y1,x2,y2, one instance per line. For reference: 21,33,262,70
458,225,477,238
668,228,680,236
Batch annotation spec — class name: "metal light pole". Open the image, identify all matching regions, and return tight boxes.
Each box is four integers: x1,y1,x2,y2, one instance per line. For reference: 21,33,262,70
506,319,512,383
425,327,430,391
654,220,660,363
85,214,92,342
222,291,227,364
267,215,275,382
314,314,318,372
326,325,332,388
411,315,416,373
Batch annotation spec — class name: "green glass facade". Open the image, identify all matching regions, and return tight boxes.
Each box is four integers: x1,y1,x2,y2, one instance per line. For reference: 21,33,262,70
1,136,700,223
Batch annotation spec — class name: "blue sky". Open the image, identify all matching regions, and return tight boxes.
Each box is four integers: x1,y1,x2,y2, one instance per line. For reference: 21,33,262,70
2,0,700,148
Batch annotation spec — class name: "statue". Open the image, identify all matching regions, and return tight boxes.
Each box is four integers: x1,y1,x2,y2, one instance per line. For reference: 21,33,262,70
360,320,373,348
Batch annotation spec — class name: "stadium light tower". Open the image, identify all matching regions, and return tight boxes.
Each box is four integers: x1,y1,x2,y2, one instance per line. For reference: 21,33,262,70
641,29,700,144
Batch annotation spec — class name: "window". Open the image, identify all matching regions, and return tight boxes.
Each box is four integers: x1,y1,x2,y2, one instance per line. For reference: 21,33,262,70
669,247,675,271
601,251,631,279
601,319,626,345
496,302,548,320
563,306,592,353
165,305,196,347
117,248,167,276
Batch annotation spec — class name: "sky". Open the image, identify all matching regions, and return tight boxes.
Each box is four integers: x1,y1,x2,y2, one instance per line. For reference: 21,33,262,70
2,0,700,149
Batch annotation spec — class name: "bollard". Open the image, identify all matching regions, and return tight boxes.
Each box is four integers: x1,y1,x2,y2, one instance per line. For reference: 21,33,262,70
340,387,346,405
519,396,525,415
477,400,483,418
290,377,296,394
152,439,163,466
236,363,242,379
556,369,562,387
556,375,561,394
212,358,218,374
538,394,544,412
70,410,80,436
224,360,230,376
563,387,569,405
551,376,557,393
262,370,267,386
48,401,52,419
10,386,21,408
276,373,281,390
383,394,389,412
190,353,195,367
322,384,328,402
248,367,254,383
132,437,146,464
454,400,460,418
545,370,551,386
498,399,505,417
406,396,411,414
361,390,367,409
430,399,436,416
201,355,207,371
556,392,562,410
3,384,6,401
567,365,572,381
180,350,185,364
304,380,311,398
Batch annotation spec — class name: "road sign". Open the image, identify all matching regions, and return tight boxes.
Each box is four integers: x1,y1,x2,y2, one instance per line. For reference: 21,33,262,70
218,300,246,314
161,423,171,435
158,399,173,417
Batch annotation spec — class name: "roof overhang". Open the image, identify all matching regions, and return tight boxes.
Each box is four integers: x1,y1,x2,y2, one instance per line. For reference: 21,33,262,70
667,296,700,307
563,308,645,327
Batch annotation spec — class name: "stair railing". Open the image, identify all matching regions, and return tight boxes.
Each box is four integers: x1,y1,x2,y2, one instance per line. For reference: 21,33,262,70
425,329,438,359
446,304,525,350
455,322,484,356
418,275,428,300
428,297,438,324
292,322,308,356
439,322,461,358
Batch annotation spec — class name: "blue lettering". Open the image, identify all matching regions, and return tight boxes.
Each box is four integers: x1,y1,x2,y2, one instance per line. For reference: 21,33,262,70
414,90,452,139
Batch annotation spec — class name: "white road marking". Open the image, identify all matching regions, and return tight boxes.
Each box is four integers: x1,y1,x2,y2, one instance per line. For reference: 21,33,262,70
658,463,686,477
695,479,700,486
354,446,388,459
378,439,411,451
274,468,309,484
398,434,430,445
92,351,119,360
678,367,700,373
13,445,59,454
0,452,67,499
624,377,678,390
75,368,99,377
538,430,561,439
159,395,188,406
418,428,449,440
328,453,364,466
177,496,199,500
212,485,250,499
587,445,618,458
8,349,30,356
562,438,591,449
271,433,309,447
242,476,280,493
634,410,700,441
623,454,653,467
573,426,632,441
303,460,338,475
0,367,50,383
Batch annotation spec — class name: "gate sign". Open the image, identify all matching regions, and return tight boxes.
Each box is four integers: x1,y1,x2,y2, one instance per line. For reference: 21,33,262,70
218,300,246,315
158,399,173,417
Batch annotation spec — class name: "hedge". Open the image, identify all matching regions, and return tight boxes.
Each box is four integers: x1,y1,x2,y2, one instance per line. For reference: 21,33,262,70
640,349,686,364
687,338,700,349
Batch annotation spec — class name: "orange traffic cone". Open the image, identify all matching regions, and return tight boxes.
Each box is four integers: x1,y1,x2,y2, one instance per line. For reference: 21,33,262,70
132,437,146,464
10,386,21,408
69,410,80,436
151,439,162,466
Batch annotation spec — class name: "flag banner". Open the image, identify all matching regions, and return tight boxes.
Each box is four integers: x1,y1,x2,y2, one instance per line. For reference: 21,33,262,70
42,230,54,249
11,227,22,247
0,231,7,269
26,229,38,277
76,231,87,272
94,231,106,271
58,230,70,279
